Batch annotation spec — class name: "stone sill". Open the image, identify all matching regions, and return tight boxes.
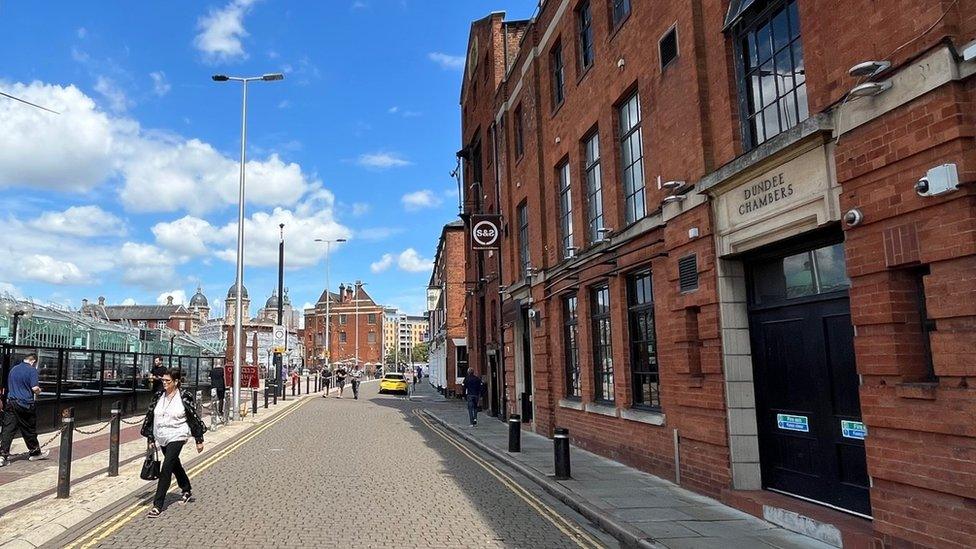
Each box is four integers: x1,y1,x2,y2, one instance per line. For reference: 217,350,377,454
584,402,619,418
895,382,938,400
620,408,666,426
558,398,584,411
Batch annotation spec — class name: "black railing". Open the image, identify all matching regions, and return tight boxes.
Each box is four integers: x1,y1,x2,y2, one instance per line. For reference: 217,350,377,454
0,344,223,432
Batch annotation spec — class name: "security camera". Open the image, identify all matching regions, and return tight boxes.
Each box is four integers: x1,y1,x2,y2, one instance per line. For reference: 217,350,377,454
916,163,959,197
843,208,864,227
527,308,537,319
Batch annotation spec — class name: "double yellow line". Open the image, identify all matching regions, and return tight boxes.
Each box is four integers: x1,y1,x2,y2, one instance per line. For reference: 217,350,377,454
414,410,605,549
64,397,312,549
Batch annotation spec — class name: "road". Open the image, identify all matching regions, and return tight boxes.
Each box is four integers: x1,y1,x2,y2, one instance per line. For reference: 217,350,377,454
55,381,616,548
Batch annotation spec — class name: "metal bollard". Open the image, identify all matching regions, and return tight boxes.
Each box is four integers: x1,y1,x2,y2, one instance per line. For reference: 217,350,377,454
57,407,74,498
282,381,287,401
508,414,521,453
306,377,310,394
108,401,121,477
252,389,258,415
292,382,296,397
264,387,269,409
553,427,571,480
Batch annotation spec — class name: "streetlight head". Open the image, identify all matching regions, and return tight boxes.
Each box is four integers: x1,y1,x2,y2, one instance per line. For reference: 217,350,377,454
336,238,347,243
212,74,229,82
262,73,284,81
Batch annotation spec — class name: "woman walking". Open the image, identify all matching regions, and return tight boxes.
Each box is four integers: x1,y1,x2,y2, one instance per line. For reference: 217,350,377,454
140,368,206,517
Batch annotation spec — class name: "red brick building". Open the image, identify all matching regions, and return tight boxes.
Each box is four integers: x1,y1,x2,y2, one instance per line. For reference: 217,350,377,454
458,1,975,546
304,281,384,369
427,221,468,395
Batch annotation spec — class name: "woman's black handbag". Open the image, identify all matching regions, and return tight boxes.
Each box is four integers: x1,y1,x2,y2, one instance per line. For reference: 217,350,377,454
140,446,160,480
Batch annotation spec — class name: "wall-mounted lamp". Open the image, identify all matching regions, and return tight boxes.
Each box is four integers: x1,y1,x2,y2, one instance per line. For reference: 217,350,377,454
848,60,890,78
663,194,687,205
661,180,685,190
848,80,892,98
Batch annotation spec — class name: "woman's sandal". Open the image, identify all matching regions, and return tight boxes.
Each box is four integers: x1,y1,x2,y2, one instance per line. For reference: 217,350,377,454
147,507,161,518
180,492,192,504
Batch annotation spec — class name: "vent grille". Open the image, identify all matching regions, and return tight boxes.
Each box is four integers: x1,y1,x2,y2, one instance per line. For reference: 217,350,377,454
678,254,699,293
659,27,678,69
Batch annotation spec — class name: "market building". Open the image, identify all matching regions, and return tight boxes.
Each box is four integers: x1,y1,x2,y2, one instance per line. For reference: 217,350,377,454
304,281,384,369
457,2,975,547
427,221,467,395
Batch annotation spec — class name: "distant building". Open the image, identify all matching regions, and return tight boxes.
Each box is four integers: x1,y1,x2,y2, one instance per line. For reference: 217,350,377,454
82,294,201,334
304,281,384,369
427,220,466,394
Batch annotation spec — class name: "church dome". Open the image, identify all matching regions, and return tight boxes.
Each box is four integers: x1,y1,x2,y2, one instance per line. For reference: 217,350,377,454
190,286,209,307
265,291,280,309
227,283,249,299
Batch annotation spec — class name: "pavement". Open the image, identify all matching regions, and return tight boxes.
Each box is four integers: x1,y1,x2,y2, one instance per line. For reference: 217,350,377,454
423,397,834,549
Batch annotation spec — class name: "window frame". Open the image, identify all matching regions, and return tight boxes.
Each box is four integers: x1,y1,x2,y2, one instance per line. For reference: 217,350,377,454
339,313,347,325
627,270,660,410
514,104,525,159
577,1,595,71
659,24,679,70
610,0,632,31
731,0,807,149
617,92,646,225
590,284,614,403
557,160,574,258
517,201,530,279
367,313,377,325
563,294,581,399
339,331,347,343
550,40,565,108
583,130,604,244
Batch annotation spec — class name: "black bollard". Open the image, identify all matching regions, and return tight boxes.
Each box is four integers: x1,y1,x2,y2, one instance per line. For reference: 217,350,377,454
273,383,278,405
264,386,269,409
108,401,121,477
306,377,310,395
252,389,258,415
508,414,521,453
292,382,296,397
57,407,74,498
553,427,571,480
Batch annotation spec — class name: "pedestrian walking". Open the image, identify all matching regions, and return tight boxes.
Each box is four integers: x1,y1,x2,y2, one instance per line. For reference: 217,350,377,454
290,368,299,393
150,356,166,394
141,368,206,517
413,365,421,389
0,353,49,467
335,366,347,398
462,368,484,427
350,368,362,400
209,363,226,415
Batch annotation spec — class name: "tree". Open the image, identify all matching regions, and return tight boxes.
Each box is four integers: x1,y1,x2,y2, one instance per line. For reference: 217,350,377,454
384,349,398,366
410,342,429,363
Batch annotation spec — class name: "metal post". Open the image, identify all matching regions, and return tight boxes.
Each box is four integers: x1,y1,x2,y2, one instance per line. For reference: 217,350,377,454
252,388,258,415
273,383,277,405
508,414,521,453
292,380,296,397
264,386,268,408
108,402,120,477
57,407,74,498
230,79,249,422
306,376,310,394
553,427,571,480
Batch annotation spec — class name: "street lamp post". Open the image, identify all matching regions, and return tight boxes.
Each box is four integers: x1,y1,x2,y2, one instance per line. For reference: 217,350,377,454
315,238,346,373
212,72,284,421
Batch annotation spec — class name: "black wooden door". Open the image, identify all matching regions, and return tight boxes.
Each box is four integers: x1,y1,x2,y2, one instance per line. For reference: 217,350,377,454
750,296,870,516
520,307,533,422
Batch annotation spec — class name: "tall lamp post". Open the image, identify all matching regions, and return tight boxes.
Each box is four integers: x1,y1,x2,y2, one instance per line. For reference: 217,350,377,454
315,239,346,372
212,72,284,420
351,281,367,371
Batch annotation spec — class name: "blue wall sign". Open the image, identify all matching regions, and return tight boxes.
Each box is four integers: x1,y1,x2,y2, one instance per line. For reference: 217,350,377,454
841,420,867,440
777,413,809,432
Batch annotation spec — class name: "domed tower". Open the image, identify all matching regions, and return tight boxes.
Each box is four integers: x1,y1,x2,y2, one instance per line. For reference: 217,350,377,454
264,289,281,324
189,286,210,323
225,283,250,326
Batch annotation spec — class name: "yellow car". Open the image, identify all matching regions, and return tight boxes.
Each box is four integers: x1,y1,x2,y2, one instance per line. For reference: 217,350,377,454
379,372,408,394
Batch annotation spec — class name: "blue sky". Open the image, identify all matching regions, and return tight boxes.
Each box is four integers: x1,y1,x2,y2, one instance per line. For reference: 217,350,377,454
0,1,534,316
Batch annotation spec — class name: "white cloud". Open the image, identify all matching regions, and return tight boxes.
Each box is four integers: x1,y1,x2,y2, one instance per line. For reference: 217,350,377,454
29,205,125,237
157,290,187,305
401,189,442,211
152,215,215,257
277,99,290,109
351,202,370,216
387,106,399,114
351,1,368,9
356,152,411,169
193,0,257,62
27,255,89,285
355,227,403,241
397,248,433,273
149,71,171,97
370,253,394,273
0,81,114,192
121,297,136,306
76,27,88,39
428,52,465,70
94,76,130,112
119,242,178,288
0,282,23,299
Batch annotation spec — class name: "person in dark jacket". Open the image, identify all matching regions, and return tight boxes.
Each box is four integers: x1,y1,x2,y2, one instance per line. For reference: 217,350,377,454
209,364,226,415
0,353,49,467
150,356,166,394
141,368,206,517
462,368,484,426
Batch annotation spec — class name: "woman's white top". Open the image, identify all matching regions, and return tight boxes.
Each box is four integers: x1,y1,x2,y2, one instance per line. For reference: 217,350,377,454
153,391,191,447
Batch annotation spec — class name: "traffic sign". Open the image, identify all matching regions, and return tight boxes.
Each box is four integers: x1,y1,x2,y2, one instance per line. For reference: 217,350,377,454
272,325,286,347
471,214,501,250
